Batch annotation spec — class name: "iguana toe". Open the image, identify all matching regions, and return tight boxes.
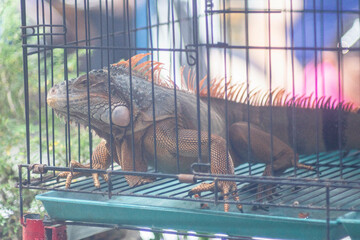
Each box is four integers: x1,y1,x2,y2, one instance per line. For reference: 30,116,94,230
92,173,101,188
188,182,215,197
56,171,69,182
126,175,155,187
56,160,93,189
65,173,73,189
134,177,155,186
220,181,242,212
56,171,73,188
101,173,109,182
188,181,242,212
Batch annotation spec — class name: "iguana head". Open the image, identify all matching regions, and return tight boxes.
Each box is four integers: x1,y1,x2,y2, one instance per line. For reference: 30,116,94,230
48,53,175,140
47,68,131,138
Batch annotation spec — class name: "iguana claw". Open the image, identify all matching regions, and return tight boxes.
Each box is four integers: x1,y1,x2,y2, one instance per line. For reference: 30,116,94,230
126,176,155,187
188,182,214,198
188,181,243,212
56,160,109,189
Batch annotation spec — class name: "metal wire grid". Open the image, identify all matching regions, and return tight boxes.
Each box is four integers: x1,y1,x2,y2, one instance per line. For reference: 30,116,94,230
19,0,360,238
19,151,360,213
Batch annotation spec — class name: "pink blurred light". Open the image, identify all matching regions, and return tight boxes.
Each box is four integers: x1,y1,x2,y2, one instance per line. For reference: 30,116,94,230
297,60,346,103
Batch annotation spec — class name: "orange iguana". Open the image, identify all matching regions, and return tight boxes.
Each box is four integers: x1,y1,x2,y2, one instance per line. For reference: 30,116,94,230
47,54,360,212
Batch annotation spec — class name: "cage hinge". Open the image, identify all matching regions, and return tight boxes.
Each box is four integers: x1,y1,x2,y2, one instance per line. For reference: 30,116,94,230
206,0,214,9
185,44,197,66
28,164,48,174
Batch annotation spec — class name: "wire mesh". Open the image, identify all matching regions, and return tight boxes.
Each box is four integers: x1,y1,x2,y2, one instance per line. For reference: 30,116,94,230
18,0,360,239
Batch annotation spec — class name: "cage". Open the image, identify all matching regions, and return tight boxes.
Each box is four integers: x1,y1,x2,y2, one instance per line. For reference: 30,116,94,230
18,0,360,239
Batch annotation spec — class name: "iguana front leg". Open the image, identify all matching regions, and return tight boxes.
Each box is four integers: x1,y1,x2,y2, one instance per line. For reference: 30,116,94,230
143,120,242,212
57,139,116,188
116,137,155,187
57,137,154,188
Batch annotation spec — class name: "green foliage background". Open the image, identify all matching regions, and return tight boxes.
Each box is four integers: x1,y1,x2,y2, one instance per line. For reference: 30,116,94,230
0,0,34,238
0,0,93,238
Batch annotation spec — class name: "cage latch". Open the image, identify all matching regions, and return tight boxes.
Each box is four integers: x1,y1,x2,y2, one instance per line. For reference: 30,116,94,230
215,42,229,48
185,44,197,66
28,164,48,174
206,0,214,9
191,162,211,174
177,174,196,184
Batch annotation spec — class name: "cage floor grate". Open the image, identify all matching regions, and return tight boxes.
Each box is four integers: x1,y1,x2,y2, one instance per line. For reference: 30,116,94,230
33,150,360,240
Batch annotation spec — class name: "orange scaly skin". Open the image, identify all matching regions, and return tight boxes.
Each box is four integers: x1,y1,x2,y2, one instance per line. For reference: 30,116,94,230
49,54,359,212
49,54,243,212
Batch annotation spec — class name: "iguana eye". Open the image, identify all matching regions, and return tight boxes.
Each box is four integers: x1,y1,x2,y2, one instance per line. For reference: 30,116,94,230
74,75,88,86
80,79,88,86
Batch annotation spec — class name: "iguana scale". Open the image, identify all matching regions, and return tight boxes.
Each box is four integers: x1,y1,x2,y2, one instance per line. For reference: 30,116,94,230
47,53,360,212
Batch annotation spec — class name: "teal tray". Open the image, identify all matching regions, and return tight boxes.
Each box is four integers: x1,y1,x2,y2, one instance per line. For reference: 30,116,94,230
338,212,360,240
36,150,360,239
37,191,347,240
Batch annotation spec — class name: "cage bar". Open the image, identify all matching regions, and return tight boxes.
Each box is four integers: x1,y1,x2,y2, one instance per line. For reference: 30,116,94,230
18,0,360,239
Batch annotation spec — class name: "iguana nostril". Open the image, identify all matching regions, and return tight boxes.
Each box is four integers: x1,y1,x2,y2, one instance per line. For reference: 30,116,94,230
47,89,55,106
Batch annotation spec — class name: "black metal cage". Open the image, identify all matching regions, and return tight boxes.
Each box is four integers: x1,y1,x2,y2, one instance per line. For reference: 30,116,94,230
18,0,360,239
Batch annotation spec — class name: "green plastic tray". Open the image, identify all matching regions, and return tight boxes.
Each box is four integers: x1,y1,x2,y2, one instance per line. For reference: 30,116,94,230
37,191,347,240
36,151,360,239
338,212,360,240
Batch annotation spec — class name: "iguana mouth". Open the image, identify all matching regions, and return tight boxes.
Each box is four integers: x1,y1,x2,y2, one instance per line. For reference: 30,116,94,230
49,106,128,139
49,93,130,125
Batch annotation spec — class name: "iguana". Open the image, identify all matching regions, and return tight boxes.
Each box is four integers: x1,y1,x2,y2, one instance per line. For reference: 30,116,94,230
47,53,360,212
